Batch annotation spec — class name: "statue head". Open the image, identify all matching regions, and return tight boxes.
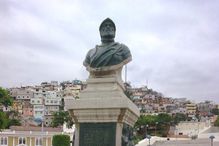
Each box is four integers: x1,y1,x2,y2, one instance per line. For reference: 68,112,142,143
99,18,116,43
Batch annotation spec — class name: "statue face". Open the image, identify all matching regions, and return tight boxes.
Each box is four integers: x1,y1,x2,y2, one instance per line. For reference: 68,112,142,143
100,21,115,39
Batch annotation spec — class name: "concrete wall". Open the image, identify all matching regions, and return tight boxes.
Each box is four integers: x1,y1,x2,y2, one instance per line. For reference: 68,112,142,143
176,121,210,136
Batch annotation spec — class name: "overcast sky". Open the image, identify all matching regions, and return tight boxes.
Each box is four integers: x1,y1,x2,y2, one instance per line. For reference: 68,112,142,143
0,0,219,103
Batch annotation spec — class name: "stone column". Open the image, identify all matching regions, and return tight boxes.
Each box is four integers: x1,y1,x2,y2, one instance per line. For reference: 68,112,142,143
12,137,14,146
29,137,31,146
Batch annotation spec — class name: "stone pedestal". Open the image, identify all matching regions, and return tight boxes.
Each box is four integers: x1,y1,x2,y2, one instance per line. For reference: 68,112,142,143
65,65,139,146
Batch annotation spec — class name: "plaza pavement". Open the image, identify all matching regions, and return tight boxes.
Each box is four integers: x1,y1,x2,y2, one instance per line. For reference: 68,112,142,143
135,126,219,146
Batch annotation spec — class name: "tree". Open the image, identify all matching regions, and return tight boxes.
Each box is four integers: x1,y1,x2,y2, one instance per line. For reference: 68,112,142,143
135,114,174,138
173,113,187,124
156,113,172,124
211,108,219,115
0,87,13,107
135,115,157,137
214,116,219,127
7,119,21,128
0,110,21,130
52,135,70,146
1,98,13,107
51,111,73,128
0,87,9,98
0,111,8,130
156,113,173,137
7,110,20,119
135,115,157,128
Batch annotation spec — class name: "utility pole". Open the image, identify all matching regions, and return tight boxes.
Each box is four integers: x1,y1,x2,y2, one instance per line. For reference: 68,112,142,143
125,65,127,83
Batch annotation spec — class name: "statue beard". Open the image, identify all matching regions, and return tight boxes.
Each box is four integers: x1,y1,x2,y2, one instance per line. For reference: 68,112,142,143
100,33,115,43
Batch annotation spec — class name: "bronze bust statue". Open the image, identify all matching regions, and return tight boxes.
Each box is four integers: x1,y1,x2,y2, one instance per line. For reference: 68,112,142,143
83,18,132,69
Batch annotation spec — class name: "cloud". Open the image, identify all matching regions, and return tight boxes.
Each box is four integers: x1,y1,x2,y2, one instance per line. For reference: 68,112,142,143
1,0,219,103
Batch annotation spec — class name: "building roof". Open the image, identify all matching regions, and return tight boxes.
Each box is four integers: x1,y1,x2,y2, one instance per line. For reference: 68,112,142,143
10,126,62,132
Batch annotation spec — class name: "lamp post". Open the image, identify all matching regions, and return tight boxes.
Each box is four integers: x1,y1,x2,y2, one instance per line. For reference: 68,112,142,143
146,135,151,146
155,122,158,136
209,135,215,146
175,128,178,141
146,124,149,137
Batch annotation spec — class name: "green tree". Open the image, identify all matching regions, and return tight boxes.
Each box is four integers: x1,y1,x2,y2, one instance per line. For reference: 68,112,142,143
0,111,8,130
211,108,219,115
0,87,13,107
173,113,187,124
135,114,174,138
7,119,21,128
156,113,173,137
135,115,157,137
52,135,70,146
51,111,73,128
135,115,157,128
157,113,172,124
214,116,219,126
7,110,20,119
0,87,9,98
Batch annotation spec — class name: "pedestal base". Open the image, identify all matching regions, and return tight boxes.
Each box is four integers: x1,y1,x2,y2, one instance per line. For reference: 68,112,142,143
65,68,140,146
66,97,139,146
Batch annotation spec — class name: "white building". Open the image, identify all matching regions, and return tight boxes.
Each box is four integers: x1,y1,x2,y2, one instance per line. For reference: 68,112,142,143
31,94,44,120
33,105,44,120
10,87,34,100
171,107,187,114
44,91,61,127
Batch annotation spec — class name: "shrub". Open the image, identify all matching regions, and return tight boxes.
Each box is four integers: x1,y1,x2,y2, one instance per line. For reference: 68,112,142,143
52,134,70,146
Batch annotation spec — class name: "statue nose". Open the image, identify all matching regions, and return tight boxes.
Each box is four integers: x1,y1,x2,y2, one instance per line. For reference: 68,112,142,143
106,24,112,28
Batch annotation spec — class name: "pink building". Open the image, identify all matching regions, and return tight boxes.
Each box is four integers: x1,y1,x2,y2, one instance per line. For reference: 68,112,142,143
22,102,33,117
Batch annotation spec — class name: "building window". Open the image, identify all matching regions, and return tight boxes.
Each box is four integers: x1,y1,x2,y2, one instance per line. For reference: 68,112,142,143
18,137,26,145
35,137,43,146
0,137,7,146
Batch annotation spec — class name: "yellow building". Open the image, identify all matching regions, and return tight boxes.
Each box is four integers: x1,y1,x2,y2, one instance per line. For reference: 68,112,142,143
186,103,197,115
63,84,81,97
0,126,67,146
12,101,23,114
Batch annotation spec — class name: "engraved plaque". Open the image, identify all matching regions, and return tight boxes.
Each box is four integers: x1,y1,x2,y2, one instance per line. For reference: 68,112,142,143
79,123,116,146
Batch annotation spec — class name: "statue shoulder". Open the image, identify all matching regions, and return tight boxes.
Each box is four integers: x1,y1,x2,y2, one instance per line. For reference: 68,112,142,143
116,43,131,55
83,47,98,67
115,42,129,49
87,46,98,56
119,43,132,60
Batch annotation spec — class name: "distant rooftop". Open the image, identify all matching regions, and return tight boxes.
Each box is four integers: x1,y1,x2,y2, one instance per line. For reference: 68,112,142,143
10,126,62,132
